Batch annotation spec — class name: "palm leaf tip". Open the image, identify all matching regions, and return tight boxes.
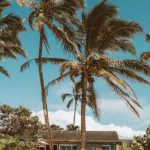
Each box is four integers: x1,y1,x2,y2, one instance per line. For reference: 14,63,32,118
20,60,31,72
0,66,10,77
146,33,150,42
67,99,74,109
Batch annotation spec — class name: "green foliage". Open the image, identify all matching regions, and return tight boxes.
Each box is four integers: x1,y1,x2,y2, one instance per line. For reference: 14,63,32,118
0,136,35,150
125,125,150,150
0,104,42,141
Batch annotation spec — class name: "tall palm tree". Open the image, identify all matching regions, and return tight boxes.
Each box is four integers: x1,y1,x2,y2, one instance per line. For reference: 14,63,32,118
39,1,150,149
0,0,27,76
19,0,84,149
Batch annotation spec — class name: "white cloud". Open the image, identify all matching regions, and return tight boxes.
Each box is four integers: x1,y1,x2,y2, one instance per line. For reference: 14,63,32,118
32,110,145,139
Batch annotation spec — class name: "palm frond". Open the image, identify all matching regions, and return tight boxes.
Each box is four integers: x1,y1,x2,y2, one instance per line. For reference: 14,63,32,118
87,85,100,120
60,60,80,75
45,72,70,94
106,79,140,118
28,10,37,30
0,0,10,14
67,99,74,109
107,67,150,85
20,57,68,72
83,0,118,51
62,93,73,101
140,51,150,62
40,27,50,53
120,60,150,76
0,66,10,77
108,39,137,55
146,33,150,42
95,69,137,97
44,19,83,59
107,79,142,109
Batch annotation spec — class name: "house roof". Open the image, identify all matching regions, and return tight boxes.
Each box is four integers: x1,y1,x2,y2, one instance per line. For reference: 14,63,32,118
40,130,121,143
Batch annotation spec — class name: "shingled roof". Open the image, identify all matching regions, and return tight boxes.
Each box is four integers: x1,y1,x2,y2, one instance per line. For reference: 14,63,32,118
40,131,121,143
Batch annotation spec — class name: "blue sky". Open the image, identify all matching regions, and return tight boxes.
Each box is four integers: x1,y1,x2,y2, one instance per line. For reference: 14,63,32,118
0,0,150,134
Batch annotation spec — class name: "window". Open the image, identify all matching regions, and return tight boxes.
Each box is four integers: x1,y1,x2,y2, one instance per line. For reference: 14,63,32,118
60,146,71,150
72,146,77,150
59,145,77,150
102,145,111,150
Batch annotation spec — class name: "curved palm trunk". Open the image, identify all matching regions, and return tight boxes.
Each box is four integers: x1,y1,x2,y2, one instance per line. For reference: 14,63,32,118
73,100,77,126
38,32,53,150
81,71,87,150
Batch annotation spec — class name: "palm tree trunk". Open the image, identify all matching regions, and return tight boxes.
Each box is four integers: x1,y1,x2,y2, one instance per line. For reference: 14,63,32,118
73,100,77,126
81,71,87,150
38,31,53,150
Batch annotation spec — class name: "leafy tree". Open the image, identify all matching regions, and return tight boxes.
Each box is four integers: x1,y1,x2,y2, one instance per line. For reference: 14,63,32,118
125,125,150,150
0,137,36,150
42,1,150,149
0,0,27,77
0,104,42,141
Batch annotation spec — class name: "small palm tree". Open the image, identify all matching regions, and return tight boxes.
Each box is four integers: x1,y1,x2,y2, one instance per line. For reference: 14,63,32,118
0,0,27,76
62,82,81,126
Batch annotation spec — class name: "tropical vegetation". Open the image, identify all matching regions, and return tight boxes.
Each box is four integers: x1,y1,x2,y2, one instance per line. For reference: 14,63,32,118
0,104,42,150
0,0,149,150
0,104,42,141
124,125,150,150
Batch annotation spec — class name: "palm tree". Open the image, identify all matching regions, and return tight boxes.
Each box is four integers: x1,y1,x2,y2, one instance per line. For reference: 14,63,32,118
42,1,150,149
0,0,27,76
19,0,84,149
62,82,81,126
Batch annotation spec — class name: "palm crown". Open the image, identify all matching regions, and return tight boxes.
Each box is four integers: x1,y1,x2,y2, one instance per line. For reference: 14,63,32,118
45,0,150,117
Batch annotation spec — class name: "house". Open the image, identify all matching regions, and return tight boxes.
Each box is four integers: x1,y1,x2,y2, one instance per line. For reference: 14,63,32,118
35,130,121,150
